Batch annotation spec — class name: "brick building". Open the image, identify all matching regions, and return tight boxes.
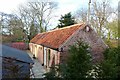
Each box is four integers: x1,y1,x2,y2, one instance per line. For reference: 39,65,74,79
29,23,107,70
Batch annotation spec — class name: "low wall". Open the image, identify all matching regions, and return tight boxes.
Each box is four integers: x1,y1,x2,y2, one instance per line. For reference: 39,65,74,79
3,42,29,50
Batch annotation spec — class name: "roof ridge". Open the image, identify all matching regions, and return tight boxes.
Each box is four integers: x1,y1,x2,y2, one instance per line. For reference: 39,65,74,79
30,23,87,49
40,23,85,34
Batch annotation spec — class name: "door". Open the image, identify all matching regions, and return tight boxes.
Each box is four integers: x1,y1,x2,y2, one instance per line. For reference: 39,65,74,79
37,47,42,63
44,47,47,66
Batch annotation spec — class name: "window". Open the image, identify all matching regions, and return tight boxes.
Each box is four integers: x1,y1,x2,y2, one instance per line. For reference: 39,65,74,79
86,26,90,32
85,25,91,32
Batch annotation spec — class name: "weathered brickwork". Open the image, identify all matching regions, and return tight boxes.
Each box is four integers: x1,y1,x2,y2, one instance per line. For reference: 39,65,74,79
59,26,107,63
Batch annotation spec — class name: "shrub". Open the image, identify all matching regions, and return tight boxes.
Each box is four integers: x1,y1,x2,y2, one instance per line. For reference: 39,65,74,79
63,40,92,79
44,40,92,80
93,46,120,79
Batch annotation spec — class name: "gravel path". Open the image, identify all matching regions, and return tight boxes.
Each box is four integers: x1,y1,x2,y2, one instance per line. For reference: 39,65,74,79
27,51,46,78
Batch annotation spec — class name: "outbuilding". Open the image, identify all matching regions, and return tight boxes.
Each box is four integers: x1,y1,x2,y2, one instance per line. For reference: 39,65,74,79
1,44,34,78
29,23,107,70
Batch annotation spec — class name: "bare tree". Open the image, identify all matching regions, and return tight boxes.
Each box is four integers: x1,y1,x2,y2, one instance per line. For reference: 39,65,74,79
8,17,25,41
91,0,113,37
75,0,115,38
27,1,58,32
0,12,27,42
74,8,87,23
17,0,58,41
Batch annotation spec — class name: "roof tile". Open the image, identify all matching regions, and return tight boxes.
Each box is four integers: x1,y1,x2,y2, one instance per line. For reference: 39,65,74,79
30,23,85,49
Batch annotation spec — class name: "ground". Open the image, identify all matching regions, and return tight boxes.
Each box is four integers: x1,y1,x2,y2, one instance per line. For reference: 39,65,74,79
27,50,46,78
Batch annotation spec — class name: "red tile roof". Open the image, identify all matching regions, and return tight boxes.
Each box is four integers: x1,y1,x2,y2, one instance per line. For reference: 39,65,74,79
30,33,43,43
30,23,85,49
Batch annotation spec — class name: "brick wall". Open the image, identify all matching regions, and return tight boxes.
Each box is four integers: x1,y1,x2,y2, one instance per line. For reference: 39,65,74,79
4,42,28,50
59,51,69,64
59,26,107,63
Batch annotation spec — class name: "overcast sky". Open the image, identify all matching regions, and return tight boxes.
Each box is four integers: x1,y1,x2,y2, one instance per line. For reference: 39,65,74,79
0,0,119,29
0,0,119,14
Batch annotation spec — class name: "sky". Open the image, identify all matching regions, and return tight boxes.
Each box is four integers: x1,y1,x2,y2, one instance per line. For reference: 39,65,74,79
0,0,119,28
0,0,119,14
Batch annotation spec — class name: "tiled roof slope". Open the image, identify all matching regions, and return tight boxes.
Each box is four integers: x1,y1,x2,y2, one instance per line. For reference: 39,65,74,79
30,33,43,43
30,23,85,49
